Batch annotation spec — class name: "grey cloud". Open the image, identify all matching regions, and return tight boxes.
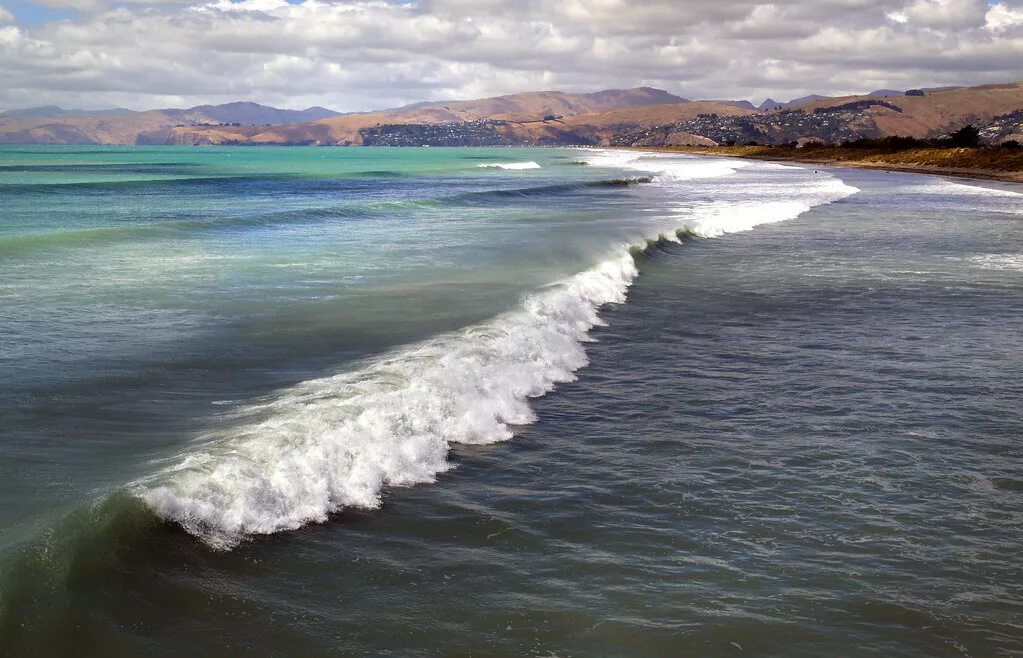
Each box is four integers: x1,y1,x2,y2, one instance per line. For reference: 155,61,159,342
0,0,1020,111
899,0,988,28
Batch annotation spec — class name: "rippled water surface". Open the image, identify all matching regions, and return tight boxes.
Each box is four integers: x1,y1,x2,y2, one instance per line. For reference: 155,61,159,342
0,146,1020,656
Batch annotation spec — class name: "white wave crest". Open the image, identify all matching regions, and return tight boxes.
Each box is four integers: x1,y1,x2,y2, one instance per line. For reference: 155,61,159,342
141,255,636,548
582,148,751,181
139,156,858,549
966,253,1023,271
910,181,1022,199
684,179,859,237
477,161,541,170
578,149,644,168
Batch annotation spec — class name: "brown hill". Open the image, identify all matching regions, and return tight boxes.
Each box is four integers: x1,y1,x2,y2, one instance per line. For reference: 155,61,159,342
0,87,685,145
790,81,1023,138
162,82,1023,147
238,97,749,147
609,82,1023,148
0,111,177,145
541,101,756,141
243,87,691,146
395,87,685,121
3,82,1022,146
436,101,756,146
0,102,339,145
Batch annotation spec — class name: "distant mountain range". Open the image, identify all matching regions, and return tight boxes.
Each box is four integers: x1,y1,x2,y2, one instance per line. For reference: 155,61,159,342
0,105,136,118
758,95,830,111
0,101,340,124
0,83,1018,147
0,88,690,145
157,102,341,125
755,86,967,111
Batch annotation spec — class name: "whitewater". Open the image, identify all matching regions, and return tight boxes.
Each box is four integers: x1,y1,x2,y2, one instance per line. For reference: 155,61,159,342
138,151,858,547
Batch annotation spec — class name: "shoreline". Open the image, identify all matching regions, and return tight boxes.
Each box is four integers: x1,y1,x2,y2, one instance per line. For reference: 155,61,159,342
629,145,1023,185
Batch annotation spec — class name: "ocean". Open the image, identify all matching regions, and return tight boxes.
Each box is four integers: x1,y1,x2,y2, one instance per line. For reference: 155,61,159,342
0,146,1020,656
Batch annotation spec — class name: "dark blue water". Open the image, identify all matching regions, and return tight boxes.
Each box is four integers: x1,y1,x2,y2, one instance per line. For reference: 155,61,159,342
1,148,1021,656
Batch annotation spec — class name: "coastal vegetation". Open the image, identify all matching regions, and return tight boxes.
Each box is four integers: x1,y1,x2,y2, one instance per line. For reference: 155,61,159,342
640,134,1023,182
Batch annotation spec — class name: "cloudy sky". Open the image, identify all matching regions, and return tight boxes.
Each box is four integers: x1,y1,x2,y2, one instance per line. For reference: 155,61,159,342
0,0,1021,111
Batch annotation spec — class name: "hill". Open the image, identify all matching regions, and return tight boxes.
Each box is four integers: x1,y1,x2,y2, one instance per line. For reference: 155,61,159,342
758,94,829,111
336,82,1023,148
1,82,1021,147
158,102,340,126
349,101,756,148
165,87,693,146
793,82,1023,139
0,88,684,145
0,106,135,118
0,111,185,145
612,82,1023,148
0,102,341,144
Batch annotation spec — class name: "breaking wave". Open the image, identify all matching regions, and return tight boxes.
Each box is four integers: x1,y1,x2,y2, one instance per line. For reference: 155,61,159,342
477,162,542,170
138,151,859,549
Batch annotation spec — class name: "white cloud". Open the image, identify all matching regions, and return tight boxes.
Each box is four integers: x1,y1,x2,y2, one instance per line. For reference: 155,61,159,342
0,0,1020,111
0,5,14,23
196,0,296,13
31,0,106,12
898,0,988,28
986,1,1023,31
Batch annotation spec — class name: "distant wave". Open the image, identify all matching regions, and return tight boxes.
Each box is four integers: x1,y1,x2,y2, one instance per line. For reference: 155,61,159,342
911,181,1022,199
445,177,654,204
476,162,542,170
0,205,374,256
1,170,408,194
0,162,200,174
3,174,284,194
138,155,859,550
578,150,645,169
902,181,1023,215
581,148,753,181
0,178,659,256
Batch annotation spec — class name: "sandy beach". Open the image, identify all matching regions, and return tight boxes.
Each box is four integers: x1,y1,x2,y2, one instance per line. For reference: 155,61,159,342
632,145,1023,184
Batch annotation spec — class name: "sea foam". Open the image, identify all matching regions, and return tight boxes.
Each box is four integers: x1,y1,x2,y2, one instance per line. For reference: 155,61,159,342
477,161,542,170
139,152,858,548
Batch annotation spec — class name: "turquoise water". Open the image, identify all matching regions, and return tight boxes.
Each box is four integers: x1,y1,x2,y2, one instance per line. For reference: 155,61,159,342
1,146,1021,655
